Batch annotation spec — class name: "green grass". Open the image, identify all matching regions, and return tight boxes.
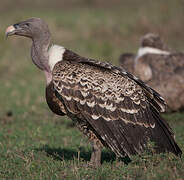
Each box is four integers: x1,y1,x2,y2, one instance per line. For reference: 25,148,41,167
0,112,183,180
0,1,184,179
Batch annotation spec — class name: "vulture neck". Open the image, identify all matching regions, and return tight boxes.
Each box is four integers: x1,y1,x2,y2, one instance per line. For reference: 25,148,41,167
31,36,52,84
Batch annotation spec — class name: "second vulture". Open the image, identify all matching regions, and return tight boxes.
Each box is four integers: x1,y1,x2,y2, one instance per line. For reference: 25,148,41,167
119,33,184,111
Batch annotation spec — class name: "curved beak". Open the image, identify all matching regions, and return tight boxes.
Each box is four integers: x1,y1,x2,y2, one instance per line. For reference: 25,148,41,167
5,24,21,38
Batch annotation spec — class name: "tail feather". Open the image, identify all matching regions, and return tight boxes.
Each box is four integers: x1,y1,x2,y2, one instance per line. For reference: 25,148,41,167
150,106,182,156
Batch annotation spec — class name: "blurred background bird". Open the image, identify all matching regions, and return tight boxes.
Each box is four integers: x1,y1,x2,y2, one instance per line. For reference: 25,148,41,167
119,33,184,112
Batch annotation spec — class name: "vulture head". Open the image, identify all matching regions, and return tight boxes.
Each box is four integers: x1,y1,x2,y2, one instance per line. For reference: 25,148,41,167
140,33,170,51
140,33,163,49
6,18,52,74
6,18,50,40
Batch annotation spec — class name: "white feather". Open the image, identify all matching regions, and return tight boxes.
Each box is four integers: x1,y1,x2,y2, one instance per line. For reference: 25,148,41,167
136,47,170,59
48,44,65,71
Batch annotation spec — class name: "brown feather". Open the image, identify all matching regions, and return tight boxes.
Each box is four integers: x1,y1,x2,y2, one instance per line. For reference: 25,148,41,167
45,82,66,116
51,50,182,157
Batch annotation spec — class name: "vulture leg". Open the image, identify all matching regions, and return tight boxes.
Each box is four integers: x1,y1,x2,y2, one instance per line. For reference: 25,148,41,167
90,140,102,167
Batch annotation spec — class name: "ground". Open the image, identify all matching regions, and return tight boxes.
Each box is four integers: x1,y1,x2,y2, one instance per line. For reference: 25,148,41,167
0,0,184,179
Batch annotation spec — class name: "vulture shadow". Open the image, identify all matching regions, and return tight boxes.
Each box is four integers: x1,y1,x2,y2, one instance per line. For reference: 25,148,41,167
35,144,131,164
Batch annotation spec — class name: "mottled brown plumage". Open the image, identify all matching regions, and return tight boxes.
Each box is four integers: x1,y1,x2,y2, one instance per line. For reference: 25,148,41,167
51,49,181,157
6,19,182,167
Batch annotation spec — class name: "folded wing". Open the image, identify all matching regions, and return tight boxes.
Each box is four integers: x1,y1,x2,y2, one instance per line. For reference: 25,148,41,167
52,52,182,157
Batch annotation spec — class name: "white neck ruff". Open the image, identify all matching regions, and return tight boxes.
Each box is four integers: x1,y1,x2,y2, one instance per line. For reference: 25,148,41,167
136,47,170,59
48,44,65,71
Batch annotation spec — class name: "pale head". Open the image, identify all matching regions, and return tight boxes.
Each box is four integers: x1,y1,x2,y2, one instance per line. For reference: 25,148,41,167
6,18,65,84
140,33,164,49
6,17,50,40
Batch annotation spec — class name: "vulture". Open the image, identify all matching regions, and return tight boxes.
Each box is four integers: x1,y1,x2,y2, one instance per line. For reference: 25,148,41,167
6,18,182,167
134,33,171,82
119,33,184,111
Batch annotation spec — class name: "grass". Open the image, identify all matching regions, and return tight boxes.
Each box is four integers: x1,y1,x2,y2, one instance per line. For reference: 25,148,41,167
0,0,184,179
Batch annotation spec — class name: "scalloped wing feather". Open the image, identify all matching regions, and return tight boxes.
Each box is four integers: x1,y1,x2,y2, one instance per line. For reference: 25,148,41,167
51,55,181,157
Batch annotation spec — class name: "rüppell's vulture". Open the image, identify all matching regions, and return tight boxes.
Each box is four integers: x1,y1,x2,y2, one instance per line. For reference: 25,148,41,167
6,19,182,167
119,33,184,111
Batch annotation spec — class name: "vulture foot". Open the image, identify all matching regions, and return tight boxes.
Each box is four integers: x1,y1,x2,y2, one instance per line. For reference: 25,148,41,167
90,140,102,167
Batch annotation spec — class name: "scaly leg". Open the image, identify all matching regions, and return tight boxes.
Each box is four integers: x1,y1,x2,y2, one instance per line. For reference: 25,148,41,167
90,140,102,167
